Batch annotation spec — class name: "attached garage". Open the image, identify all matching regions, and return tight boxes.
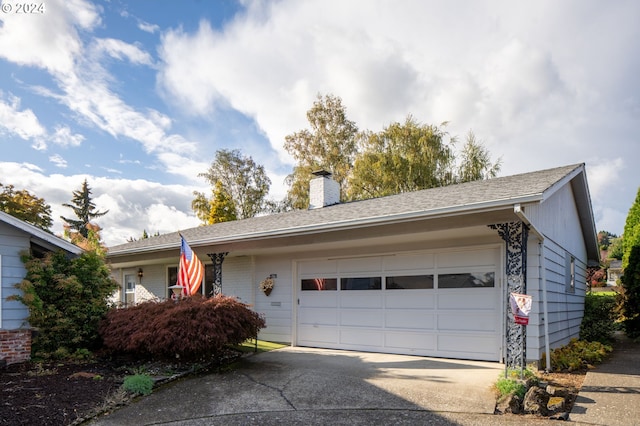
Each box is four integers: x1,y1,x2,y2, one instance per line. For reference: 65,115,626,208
296,247,502,361
107,163,600,366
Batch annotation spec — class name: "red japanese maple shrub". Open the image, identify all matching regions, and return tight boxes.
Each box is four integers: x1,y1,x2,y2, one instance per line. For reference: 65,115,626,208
99,295,265,362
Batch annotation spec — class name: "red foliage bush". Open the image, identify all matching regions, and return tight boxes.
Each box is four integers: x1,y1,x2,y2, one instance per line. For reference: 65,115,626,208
588,267,607,287
98,295,265,362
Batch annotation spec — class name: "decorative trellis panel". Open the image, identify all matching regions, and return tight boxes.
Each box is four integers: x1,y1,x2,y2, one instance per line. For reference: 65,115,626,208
489,222,529,370
207,252,228,296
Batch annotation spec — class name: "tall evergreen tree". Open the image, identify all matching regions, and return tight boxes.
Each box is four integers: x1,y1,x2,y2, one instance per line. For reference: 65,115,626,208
457,131,502,183
60,179,108,238
623,187,640,268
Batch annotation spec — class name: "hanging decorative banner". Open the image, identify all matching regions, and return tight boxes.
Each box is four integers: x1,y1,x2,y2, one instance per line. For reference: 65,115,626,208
510,292,532,325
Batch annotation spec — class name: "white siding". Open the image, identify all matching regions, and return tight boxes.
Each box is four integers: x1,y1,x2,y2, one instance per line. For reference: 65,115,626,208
522,183,590,362
220,257,253,304
525,184,587,260
253,256,293,343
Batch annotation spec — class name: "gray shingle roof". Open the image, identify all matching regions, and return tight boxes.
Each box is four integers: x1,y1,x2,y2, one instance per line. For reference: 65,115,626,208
108,163,585,255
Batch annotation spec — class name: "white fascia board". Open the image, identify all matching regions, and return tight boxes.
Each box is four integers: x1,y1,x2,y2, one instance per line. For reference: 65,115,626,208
0,211,82,255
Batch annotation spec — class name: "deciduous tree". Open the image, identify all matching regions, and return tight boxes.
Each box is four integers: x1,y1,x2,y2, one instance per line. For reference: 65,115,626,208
348,116,456,200
0,183,53,231
284,94,358,209
193,149,269,223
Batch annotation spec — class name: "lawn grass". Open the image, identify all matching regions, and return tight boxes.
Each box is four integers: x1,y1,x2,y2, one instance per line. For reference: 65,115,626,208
234,339,287,353
589,291,617,297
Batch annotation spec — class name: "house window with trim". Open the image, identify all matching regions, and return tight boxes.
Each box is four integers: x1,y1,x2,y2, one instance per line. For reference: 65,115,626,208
124,273,136,306
168,266,211,297
566,254,575,293
168,266,178,298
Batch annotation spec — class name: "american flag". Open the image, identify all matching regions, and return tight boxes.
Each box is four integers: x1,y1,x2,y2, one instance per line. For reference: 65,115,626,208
177,235,204,296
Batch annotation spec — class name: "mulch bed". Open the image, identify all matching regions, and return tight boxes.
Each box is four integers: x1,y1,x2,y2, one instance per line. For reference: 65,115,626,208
0,351,242,426
1,360,122,426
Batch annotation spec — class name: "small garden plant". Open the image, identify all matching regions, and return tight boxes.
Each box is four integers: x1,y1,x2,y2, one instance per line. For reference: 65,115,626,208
123,374,154,396
543,339,612,372
494,367,537,399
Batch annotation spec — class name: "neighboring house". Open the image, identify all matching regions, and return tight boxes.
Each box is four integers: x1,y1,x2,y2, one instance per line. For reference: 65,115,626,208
0,211,83,364
107,163,599,365
607,259,623,285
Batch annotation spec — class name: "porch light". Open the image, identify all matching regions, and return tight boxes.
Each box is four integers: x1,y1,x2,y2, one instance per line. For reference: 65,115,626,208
137,268,144,283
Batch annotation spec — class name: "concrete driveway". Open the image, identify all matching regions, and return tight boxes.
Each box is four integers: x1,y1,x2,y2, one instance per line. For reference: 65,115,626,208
89,347,503,425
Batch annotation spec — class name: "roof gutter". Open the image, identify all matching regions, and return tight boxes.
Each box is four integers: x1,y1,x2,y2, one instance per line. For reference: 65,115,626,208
514,203,551,372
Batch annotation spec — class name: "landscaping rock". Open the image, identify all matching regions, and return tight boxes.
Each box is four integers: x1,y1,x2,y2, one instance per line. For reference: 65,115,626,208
523,386,550,416
496,392,522,414
547,395,566,412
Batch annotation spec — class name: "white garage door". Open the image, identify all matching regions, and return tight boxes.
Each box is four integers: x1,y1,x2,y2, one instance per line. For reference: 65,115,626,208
296,248,502,361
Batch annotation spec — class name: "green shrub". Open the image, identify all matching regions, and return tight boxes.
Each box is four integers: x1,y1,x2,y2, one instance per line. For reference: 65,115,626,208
123,374,154,395
543,339,612,371
580,293,617,344
494,368,536,399
620,245,640,338
495,377,527,399
9,250,119,359
99,295,266,362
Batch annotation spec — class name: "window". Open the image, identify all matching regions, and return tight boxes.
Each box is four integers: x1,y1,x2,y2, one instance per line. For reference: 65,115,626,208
301,278,338,291
438,272,495,288
167,266,178,298
386,275,434,289
340,277,382,290
566,254,575,293
124,273,136,306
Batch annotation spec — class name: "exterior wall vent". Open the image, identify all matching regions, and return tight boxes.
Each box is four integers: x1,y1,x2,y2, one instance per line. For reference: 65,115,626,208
309,170,340,209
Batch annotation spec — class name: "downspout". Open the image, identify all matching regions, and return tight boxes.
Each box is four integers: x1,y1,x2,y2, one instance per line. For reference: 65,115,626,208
514,204,552,372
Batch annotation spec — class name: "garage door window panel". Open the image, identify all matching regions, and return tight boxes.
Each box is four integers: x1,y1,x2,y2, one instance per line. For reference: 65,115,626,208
438,272,495,288
386,275,434,289
301,278,337,291
340,277,382,290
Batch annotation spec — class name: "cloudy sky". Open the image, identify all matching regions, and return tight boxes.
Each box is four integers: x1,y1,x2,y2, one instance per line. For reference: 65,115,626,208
0,0,638,246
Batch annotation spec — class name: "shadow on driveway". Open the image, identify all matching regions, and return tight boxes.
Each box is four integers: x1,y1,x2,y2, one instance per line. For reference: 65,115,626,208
89,346,502,425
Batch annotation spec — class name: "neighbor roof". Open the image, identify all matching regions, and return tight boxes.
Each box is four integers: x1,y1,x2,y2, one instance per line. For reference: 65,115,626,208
108,163,597,262
0,210,83,255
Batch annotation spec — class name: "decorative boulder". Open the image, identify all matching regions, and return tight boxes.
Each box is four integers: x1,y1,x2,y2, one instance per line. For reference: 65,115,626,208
496,392,522,414
523,386,550,416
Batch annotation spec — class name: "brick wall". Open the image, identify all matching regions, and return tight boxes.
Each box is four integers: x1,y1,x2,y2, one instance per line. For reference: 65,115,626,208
0,329,32,365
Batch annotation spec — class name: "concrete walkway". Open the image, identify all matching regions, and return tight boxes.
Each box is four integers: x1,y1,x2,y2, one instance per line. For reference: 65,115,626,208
88,347,503,425
570,333,640,425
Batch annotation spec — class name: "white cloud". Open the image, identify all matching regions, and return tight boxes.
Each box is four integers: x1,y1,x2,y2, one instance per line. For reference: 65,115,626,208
92,38,154,66
0,162,201,246
52,125,85,147
138,20,159,34
49,154,67,168
0,93,47,142
0,0,99,74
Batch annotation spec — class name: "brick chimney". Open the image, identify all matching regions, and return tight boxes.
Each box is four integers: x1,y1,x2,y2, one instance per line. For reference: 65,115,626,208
309,170,340,209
